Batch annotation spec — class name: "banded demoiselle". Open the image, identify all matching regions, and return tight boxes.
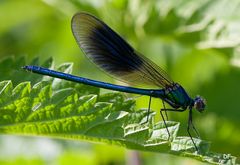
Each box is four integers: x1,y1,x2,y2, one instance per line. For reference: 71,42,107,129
23,12,206,151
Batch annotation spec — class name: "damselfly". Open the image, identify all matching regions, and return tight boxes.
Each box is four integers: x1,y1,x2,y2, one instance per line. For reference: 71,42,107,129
23,12,206,151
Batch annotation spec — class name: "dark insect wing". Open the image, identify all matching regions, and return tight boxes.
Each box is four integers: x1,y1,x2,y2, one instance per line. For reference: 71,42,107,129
71,12,173,88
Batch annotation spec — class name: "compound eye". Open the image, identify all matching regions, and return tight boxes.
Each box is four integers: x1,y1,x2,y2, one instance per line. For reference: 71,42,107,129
194,97,206,112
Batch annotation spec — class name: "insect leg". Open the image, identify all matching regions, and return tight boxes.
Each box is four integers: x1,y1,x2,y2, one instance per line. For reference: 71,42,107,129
162,100,168,120
187,109,199,152
160,108,186,141
160,108,170,140
189,112,200,138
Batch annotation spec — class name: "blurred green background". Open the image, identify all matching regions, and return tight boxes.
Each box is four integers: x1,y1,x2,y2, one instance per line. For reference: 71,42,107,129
0,0,240,164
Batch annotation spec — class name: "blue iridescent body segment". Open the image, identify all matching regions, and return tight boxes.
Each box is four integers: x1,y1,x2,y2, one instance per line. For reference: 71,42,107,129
23,12,206,152
164,83,193,109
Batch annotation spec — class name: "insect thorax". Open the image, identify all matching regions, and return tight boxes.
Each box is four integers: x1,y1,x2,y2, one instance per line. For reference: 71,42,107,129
164,83,193,109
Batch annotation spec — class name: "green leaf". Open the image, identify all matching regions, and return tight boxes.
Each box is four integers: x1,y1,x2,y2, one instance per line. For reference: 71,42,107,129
142,0,240,49
0,58,238,164
0,56,53,85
